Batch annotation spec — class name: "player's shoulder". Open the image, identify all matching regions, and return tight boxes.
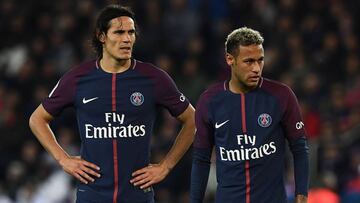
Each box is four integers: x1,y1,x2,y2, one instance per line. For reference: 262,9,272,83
133,59,177,88
260,78,299,110
133,59,168,77
61,59,97,80
203,81,226,96
198,81,226,104
260,77,294,96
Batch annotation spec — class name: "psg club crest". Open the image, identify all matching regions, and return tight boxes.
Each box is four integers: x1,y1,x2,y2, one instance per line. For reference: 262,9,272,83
130,92,144,106
258,113,272,127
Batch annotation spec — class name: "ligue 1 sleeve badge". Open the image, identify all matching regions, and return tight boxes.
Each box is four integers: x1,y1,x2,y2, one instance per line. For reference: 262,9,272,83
258,113,272,127
130,92,144,106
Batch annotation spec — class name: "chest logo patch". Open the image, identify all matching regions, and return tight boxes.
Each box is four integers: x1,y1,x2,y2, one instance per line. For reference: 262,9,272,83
258,113,272,127
130,92,144,106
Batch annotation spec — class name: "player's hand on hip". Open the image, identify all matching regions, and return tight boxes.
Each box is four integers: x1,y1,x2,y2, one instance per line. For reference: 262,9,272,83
130,163,170,189
59,156,101,184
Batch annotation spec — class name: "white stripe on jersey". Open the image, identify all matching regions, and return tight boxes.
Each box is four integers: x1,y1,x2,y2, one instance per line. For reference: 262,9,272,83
49,80,60,97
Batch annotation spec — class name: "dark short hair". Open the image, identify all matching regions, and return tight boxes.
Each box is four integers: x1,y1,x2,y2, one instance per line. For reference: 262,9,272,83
91,5,136,58
225,27,264,56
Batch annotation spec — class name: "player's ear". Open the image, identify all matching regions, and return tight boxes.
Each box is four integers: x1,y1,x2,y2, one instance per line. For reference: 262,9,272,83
98,32,106,43
225,53,235,66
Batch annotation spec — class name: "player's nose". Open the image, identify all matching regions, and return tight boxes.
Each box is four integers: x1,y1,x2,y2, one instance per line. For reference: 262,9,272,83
122,33,132,43
252,62,261,73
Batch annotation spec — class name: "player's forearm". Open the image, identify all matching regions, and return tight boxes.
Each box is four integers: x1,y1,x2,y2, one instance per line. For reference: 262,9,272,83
290,136,309,196
29,106,69,162
160,105,195,170
190,147,212,203
161,119,195,170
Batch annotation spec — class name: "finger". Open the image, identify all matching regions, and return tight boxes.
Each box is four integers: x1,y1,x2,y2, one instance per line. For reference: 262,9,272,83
79,171,95,182
132,167,148,176
139,179,155,189
134,176,152,187
74,172,88,184
140,173,164,186
78,169,95,183
81,165,101,178
82,160,100,171
130,173,148,184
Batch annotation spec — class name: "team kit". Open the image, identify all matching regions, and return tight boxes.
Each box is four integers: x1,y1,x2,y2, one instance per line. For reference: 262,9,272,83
29,5,308,203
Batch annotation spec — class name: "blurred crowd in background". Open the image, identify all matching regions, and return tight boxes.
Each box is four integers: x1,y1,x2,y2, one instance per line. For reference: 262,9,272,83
0,0,359,202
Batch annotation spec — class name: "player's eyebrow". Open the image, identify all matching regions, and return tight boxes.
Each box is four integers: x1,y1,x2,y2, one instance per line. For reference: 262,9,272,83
257,56,264,60
113,28,135,33
243,56,264,62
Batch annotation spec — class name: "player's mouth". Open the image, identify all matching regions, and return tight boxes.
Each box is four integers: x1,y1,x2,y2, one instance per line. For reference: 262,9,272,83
120,47,131,52
249,76,260,81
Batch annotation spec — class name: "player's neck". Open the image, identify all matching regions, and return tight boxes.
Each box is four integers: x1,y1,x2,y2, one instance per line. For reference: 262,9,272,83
229,79,254,94
100,55,131,73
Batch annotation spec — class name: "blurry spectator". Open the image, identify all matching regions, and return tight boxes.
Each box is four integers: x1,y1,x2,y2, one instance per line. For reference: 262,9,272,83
0,183,12,203
317,121,341,174
308,172,340,203
300,100,321,140
344,54,359,89
176,58,207,105
134,0,163,61
20,140,40,177
5,161,26,200
0,45,28,77
327,84,350,132
154,53,175,75
341,148,360,203
163,0,200,56
308,187,340,203
300,72,323,109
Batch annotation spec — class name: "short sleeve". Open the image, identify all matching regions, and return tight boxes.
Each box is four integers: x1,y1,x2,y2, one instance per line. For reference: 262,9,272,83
194,91,214,149
156,70,189,117
42,71,77,116
282,86,307,141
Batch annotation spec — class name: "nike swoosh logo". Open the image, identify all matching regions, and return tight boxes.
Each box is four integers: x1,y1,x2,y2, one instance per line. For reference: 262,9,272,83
215,120,229,129
82,97,98,104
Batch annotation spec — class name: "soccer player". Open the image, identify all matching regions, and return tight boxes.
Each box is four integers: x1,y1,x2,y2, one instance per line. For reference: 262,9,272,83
190,27,309,203
29,5,195,203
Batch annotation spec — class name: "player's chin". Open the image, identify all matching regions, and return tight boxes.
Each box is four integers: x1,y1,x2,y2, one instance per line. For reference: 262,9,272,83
116,54,132,60
246,80,259,88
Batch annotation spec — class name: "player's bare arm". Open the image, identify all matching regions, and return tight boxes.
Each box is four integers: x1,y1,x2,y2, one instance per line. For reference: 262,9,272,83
29,104,101,184
130,104,195,189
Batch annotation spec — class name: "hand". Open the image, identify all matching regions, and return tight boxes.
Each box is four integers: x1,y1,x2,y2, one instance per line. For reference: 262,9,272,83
130,163,170,189
295,194,307,203
59,156,101,184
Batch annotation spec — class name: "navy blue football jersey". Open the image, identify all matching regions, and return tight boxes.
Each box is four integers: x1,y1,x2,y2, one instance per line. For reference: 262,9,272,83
191,78,309,203
42,59,189,203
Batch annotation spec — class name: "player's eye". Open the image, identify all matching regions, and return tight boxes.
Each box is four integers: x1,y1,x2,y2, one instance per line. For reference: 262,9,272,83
244,60,254,65
114,30,125,35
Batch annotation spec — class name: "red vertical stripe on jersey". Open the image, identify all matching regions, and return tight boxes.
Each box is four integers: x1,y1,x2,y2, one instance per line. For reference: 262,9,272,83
112,74,119,203
112,140,119,203
245,160,250,203
112,74,116,112
240,93,250,203
241,93,247,133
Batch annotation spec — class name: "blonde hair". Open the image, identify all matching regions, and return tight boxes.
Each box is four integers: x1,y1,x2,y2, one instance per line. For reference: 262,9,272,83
225,27,264,56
